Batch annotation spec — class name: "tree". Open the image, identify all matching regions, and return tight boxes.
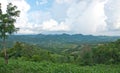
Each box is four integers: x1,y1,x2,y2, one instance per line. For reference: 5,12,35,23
0,3,20,64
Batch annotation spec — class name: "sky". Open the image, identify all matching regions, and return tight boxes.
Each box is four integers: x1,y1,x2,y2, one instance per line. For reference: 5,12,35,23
0,0,120,35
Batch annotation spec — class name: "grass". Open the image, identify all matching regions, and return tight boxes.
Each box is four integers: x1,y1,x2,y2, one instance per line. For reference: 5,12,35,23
0,58,120,73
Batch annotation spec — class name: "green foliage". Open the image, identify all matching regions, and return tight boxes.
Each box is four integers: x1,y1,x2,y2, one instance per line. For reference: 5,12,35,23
1,34,119,52
1,39,120,65
1,39,120,66
31,55,42,62
0,58,120,73
63,39,120,65
0,3,20,39
92,41,120,64
0,42,69,63
0,3,20,64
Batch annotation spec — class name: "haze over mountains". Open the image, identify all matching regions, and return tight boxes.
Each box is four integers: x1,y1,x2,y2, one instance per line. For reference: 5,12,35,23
5,34,119,45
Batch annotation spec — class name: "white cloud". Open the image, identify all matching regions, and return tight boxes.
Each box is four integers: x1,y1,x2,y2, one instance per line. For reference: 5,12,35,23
41,19,70,31
17,19,70,34
49,2,69,22
9,0,31,34
28,11,51,24
0,0,70,34
0,0,8,13
64,0,107,35
1,0,120,35
104,0,120,31
0,0,31,34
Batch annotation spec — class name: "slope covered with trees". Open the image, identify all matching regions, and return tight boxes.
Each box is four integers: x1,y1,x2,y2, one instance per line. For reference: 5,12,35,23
0,39,120,73
0,39,120,65
0,34,120,53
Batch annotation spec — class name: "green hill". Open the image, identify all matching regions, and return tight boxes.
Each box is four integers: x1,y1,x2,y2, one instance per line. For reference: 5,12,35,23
1,34,120,53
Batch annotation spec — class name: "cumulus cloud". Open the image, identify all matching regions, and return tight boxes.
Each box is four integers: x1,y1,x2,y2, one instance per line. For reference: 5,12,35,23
41,19,70,31
0,0,120,35
8,0,31,34
64,0,107,35
0,0,31,34
0,0,70,34
49,2,68,22
18,19,70,34
28,11,51,25
104,0,120,31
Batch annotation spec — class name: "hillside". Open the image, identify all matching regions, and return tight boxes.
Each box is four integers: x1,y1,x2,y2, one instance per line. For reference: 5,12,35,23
5,38,120,65
7,34,120,44
0,35,120,73
0,34,119,53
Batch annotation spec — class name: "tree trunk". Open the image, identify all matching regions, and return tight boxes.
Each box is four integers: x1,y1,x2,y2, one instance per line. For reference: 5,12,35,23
3,38,8,64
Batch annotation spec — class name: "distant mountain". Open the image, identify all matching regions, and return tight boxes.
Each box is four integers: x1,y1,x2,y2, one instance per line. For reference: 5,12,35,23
7,34,120,43
0,34,120,52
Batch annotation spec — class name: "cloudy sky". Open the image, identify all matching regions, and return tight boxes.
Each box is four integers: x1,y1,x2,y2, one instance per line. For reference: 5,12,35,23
0,0,120,35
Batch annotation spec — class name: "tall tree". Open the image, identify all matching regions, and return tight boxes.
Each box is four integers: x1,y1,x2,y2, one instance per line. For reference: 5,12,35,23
0,3,20,64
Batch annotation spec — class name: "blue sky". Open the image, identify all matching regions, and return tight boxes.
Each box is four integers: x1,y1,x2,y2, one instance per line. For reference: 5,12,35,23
0,0,120,35
26,0,53,11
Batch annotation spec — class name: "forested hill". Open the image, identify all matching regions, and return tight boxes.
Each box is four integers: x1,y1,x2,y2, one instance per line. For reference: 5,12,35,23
7,34,120,44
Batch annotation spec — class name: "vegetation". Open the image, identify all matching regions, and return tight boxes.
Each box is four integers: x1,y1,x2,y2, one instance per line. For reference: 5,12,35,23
0,39,120,65
64,40,120,65
0,58,120,73
0,3,20,64
0,35,120,72
0,34,119,53
0,3,120,73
